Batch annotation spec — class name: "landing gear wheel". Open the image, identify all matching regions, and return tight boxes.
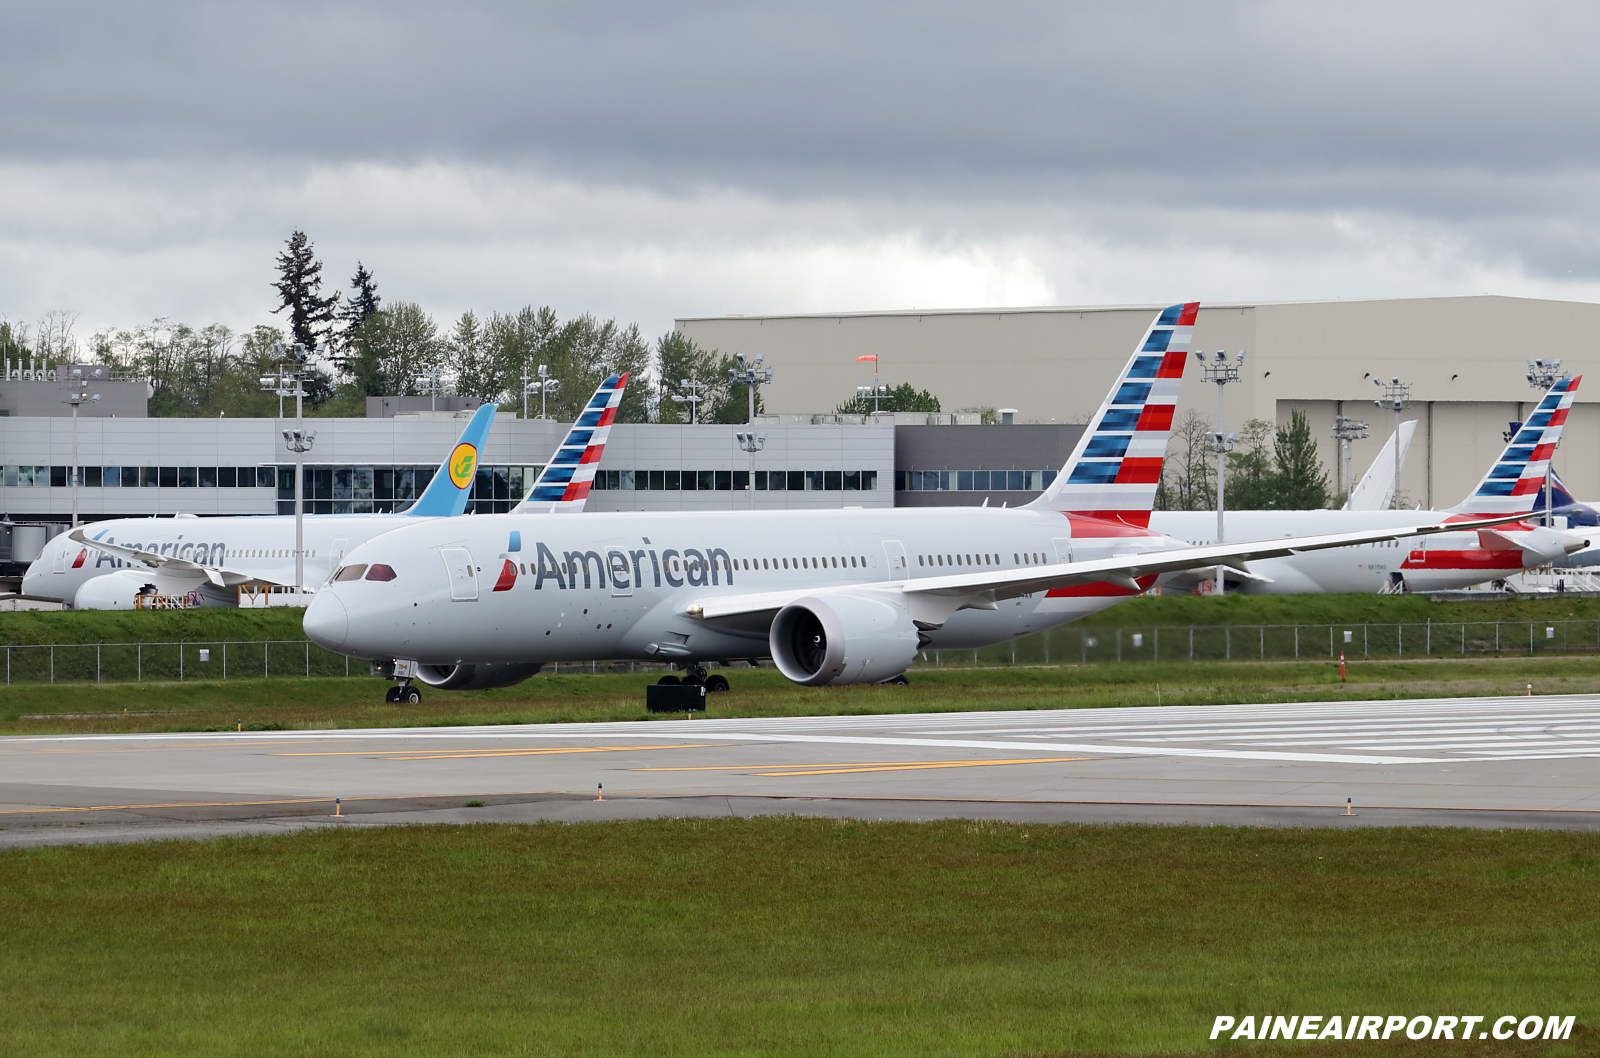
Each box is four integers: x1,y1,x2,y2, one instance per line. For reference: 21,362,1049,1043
679,663,709,687
704,674,730,693
657,674,681,685
402,686,422,704
884,673,910,686
385,686,403,703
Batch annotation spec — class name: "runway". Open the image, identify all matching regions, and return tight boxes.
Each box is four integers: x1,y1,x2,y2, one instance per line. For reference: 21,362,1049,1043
3,692,1600,846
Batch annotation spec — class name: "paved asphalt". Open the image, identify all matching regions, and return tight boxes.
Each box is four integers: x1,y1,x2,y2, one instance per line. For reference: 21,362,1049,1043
3,693,1599,846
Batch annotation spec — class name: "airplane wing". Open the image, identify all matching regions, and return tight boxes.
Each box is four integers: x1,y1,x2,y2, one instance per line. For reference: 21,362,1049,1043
512,372,630,514
65,529,272,588
688,512,1538,629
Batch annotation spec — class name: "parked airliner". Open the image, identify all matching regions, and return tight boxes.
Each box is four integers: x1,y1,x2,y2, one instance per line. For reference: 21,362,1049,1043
304,302,1525,699
1152,376,1586,594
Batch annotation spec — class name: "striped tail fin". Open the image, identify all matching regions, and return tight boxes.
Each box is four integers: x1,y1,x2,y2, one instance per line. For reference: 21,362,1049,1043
1449,375,1581,516
512,372,630,514
1025,302,1197,527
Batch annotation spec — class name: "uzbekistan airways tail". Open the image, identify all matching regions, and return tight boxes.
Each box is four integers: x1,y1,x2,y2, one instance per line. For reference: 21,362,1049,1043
305,302,1531,700
1150,374,1588,594
24,374,632,609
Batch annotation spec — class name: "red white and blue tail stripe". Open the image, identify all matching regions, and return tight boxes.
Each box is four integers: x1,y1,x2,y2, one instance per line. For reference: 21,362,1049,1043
1026,302,1197,528
1450,375,1581,516
512,372,630,514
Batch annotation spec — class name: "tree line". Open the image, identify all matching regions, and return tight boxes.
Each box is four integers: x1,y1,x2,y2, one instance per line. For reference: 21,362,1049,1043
1156,407,1333,511
10,231,766,423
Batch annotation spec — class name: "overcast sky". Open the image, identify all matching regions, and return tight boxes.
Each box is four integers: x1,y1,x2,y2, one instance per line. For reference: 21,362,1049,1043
5,0,1600,343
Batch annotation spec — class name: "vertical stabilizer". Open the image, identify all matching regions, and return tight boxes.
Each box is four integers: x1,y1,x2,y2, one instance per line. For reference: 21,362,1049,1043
1449,376,1581,515
513,372,630,514
402,403,498,517
1344,418,1417,511
1025,302,1197,526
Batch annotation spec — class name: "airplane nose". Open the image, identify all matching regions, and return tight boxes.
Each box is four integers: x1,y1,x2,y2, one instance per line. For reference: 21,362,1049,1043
303,592,348,649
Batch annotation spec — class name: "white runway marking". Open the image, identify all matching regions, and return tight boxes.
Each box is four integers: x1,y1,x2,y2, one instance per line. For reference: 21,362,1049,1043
8,693,1600,765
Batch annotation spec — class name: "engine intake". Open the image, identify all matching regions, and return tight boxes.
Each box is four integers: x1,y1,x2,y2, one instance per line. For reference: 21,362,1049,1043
770,593,918,686
411,662,544,691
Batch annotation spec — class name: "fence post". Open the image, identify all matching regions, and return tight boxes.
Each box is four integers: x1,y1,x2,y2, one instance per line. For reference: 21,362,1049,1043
1329,626,1333,656
1461,623,1465,655
1364,625,1368,657
137,642,141,682
1294,625,1299,659
223,642,227,680
1426,619,1431,655
1398,623,1402,658
5,645,8,685
1044,629,1049,664
50,645,54,684
1496,621,1500,653
306,641,310,677
1189,626,1194,660
97,643,101,683
1259,626,1264,660
180,641,183,681
1081,629,1086,663
265,641,269,679
1529,623,1534,656
1153,626,1159,661
1225,627,1230,660
1116,630,1122,663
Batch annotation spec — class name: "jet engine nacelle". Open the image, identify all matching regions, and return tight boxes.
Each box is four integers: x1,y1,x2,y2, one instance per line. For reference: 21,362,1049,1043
74,569,160,610
411,662,544,691
770,592,919,686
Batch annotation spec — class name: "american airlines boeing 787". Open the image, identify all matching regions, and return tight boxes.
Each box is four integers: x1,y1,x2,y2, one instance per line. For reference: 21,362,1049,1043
304,303,1527,698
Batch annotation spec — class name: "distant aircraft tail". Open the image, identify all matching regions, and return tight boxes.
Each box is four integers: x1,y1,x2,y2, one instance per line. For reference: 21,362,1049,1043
1024,302,1197,527
403,403,498,517
1448,375,1581,516
1534,466,1600,527
1344,419,1416,511
512,372,630,514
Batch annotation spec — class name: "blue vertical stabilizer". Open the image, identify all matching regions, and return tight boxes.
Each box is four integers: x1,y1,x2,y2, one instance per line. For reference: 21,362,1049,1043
402,404,499,517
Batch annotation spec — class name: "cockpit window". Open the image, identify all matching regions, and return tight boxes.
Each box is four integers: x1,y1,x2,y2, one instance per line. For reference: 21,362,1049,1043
365,564,397,582
334,564,368,582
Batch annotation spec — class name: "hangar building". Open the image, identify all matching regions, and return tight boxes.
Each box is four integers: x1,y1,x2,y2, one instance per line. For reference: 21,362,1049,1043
678,295,1600,510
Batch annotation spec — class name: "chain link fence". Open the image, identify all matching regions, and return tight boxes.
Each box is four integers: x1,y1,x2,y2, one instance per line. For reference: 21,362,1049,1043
1,640,356,684
911,620,1600,669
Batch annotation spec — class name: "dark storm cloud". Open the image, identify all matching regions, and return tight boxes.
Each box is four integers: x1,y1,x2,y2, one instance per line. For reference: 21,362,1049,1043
8,0,1600,199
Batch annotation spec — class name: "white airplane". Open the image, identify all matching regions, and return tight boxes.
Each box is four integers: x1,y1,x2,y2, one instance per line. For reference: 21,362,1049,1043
24,374,632,610
1150,375,1587,594
304,302,1527,700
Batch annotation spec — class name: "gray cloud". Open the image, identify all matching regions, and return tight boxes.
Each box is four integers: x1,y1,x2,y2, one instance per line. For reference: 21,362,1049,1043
4,2,1600,339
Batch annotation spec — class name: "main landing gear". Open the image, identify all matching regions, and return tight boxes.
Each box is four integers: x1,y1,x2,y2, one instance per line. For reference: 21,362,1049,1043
657,663,731,693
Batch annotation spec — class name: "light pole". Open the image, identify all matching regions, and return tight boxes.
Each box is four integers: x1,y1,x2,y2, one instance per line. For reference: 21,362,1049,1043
61,366,101,528
1372,376,1411,510
261,344,316,592
671,377,705,424
735,431,767,510
415,364,448,415
1330,414,1369,507
1197,349,1246,595
1526,358,1569,526
854,354,882,420
523,363,559,419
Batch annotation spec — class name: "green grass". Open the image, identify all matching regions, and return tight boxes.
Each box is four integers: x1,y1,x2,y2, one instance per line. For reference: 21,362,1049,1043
0,820,1594,1056
6,592,1600,648
3,654,1600,735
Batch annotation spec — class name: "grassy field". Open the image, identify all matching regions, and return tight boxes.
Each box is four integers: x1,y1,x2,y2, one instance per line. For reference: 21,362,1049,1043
8,592,1600,646
0,820,1593,1056
2,653,1599,734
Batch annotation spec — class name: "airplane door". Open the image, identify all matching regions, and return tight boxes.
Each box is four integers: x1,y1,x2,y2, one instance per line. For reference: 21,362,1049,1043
329,537,348,572
440,547,479,601
608,549,633,597
52,542,68,574
882,540,909,581
1053,537,1073,563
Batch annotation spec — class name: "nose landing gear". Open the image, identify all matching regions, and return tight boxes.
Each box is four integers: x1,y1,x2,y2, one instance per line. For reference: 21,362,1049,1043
374,659,422,704
384,683,422,704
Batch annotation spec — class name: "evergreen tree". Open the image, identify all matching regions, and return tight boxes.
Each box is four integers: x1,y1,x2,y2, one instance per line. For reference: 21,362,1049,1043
1270,408,1332,509
270,230,341,352
335,261,380,348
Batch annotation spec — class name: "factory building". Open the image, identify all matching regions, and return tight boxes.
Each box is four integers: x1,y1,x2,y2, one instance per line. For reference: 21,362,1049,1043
678,295,1600,509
